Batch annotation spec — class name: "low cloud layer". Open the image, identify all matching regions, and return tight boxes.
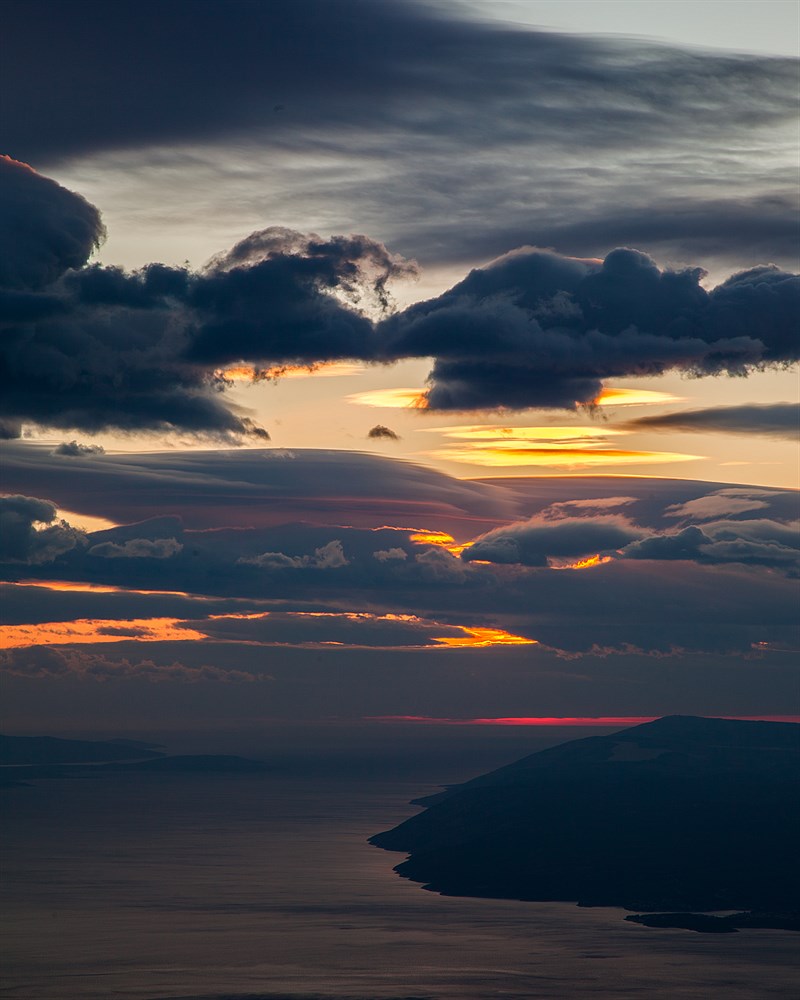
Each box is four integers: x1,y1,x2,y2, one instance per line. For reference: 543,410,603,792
0,646,261,682
1,466,797,661
464,507,800,577
464,516,644,567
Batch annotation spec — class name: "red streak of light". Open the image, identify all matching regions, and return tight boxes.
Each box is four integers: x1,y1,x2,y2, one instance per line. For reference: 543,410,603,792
366,715,800,726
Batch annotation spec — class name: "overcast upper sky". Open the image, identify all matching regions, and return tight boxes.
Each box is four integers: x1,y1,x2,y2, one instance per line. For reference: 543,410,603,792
1,0,797,733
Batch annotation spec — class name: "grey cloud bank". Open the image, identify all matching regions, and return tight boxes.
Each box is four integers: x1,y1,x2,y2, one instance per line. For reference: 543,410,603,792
4,0,797,281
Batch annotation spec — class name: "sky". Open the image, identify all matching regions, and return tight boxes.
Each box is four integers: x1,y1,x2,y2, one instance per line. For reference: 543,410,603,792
0,0,798,735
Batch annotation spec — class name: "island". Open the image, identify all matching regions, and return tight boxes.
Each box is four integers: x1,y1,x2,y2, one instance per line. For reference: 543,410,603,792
370,716,800,932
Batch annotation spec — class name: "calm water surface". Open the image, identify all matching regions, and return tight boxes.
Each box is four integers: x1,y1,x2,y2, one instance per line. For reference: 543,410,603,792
1,732,797,999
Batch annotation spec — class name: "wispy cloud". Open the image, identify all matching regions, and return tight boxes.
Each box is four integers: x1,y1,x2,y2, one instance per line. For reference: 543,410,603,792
624,402,799,439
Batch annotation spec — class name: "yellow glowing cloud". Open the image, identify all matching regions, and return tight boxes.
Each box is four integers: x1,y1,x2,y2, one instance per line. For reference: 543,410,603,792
347,387,428,408
408,530,471,556
592,387,685,407
428,425,626,442
423,423,699,468
433,445,701,468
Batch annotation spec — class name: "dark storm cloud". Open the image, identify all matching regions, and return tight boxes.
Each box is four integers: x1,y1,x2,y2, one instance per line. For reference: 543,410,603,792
0,158,408,437
2,155,797,434
187,229,415,366
368,424,400,441
381,248,800,410
0,156,104,289
0,222,273,440
0,495,85,564
625,402,800,439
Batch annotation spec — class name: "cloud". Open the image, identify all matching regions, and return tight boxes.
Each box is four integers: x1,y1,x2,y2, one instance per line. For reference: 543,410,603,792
2,158,797,442
88,537,183,559
238,539,349,570
0,445,518,531
0,646,261,682
0,495,85,564
413,547,470,582
368,424,400,440
539,497,638,518
0,166,413,438
4,0,798,288
464,515,644,566
663,490,773,520
621,519,800,574
624,403,800,440
186,228,416,366
0,155,105,289
380,247,799,410
53,440,105,456
5,1,793,164
373,548,407,562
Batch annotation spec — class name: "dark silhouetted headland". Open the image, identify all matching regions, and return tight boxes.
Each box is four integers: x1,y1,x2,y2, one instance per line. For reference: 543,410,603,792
370,716,800,931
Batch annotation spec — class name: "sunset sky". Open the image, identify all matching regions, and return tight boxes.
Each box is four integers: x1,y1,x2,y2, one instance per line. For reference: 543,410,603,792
1,0,798,734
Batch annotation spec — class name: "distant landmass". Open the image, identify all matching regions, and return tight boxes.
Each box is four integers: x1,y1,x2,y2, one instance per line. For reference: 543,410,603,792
0,732,267,785
0,732,163,765
370,716,800,932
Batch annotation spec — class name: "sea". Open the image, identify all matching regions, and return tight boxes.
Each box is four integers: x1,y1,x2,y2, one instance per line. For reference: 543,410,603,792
1,723,797,999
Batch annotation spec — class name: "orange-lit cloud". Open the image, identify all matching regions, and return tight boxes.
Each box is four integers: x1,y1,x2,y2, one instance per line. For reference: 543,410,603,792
430,626,536,648
0,609,535,652
347,387,428,408
13,580,193,597
408,530,471,556
0,617,207,649
549,554,613,570
217,361,365,382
